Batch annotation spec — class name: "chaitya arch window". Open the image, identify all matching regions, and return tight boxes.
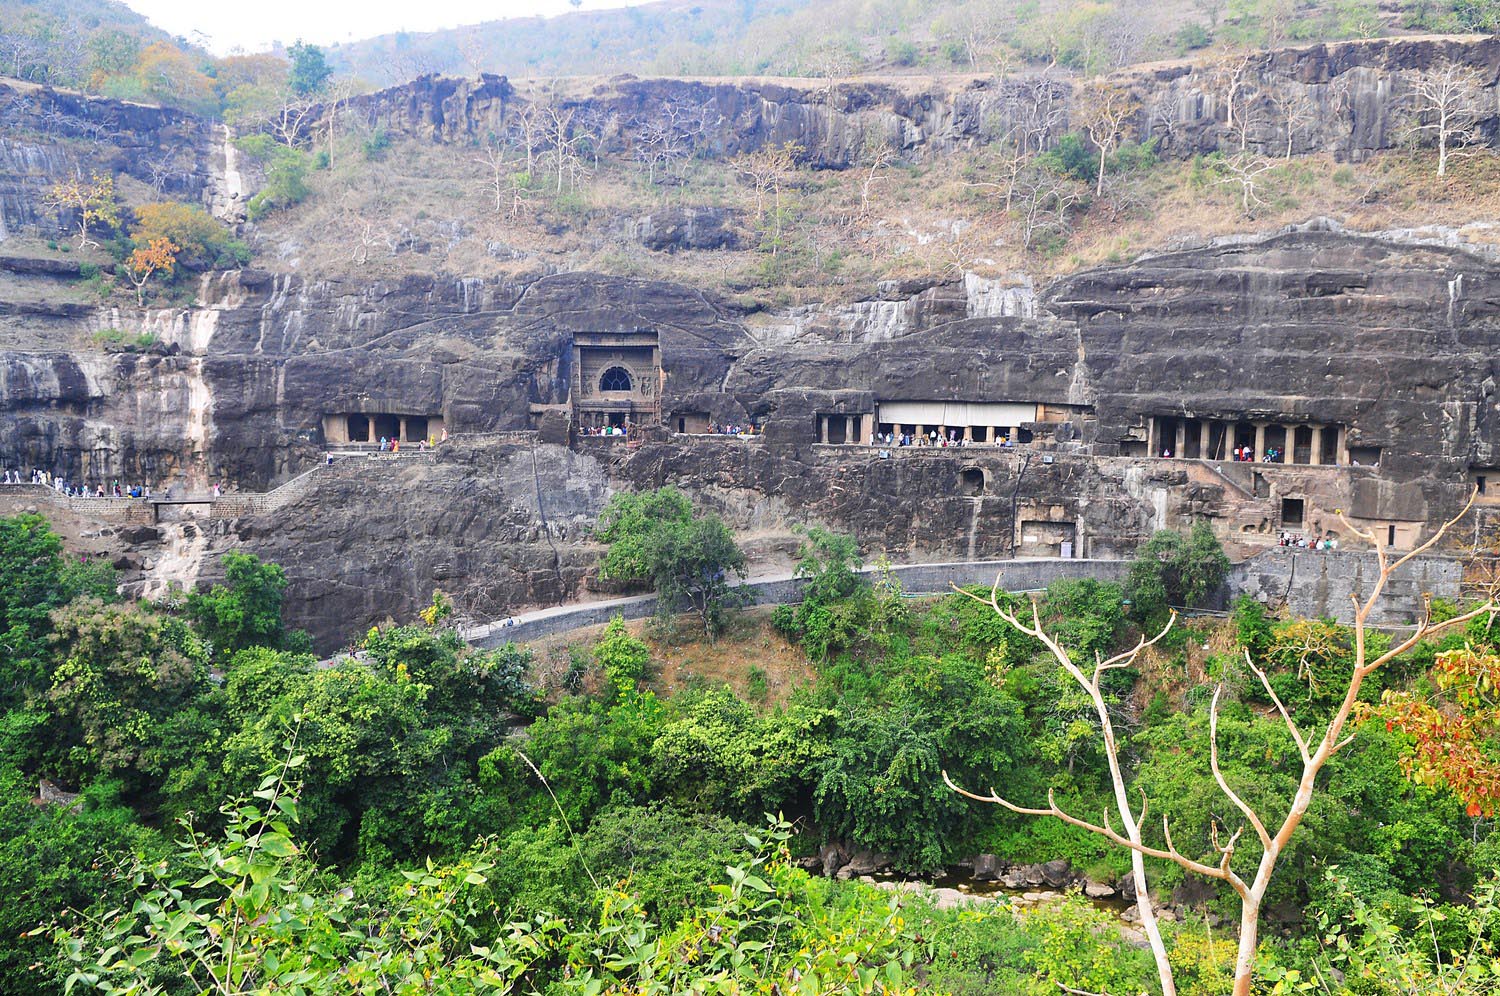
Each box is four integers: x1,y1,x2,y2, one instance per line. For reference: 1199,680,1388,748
599,366,634,392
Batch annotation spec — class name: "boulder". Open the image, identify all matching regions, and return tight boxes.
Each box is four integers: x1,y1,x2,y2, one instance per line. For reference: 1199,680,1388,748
1040,859,1071,887
819,842,848,878
1083,879,1117,899
929,887,971,910
629,207,743,252
1118,876,1138,902
840,848,892,877
972,853,999,880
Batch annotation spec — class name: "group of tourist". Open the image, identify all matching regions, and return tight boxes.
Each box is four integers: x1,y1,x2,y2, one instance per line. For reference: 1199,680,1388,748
1279,532,1338,550
375,433,444,452
707,422,758,436
1228,445,1283,462
580,424,629,437
878,430,1012,448
3,470,153,498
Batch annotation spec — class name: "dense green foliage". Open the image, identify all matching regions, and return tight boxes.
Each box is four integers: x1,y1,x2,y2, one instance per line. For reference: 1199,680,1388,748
1124,521,1231,624
595,487,749,637
4,513,1500,995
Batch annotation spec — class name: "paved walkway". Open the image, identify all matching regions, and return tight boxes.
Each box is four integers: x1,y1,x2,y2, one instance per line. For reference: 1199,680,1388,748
463,557,1134,647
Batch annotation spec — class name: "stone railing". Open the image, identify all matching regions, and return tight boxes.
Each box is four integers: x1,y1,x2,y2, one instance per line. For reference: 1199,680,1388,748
0,484,156,525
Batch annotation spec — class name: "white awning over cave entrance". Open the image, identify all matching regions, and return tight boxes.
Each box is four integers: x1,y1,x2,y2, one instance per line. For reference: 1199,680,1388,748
877,401,1039,426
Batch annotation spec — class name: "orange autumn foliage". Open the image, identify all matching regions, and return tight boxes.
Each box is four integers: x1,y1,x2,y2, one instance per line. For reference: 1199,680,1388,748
1369,645,1500,817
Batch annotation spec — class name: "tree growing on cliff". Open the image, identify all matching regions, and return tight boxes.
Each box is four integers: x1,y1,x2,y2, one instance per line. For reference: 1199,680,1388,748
131,202,249,271
287,39,331,97
1403,58,1487,178
733,142,801,255
121,236,178,305
945,496,1497,996
44,172,118,248
186,551,288,659
1124,521,1229,625
595,488,748,638
1077,81,1139,196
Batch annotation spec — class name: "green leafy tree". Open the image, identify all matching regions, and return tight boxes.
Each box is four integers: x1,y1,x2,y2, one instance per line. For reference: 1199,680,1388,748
186,552,288,659
596,487,693,582
44,599,207,785
794,526,864,605
1124,521,1229,623
0,515,116,707
0,765,161,996
592,616,651,699
651,687,831,817
233,135,311,219
286,40,331,96
596,488,748,638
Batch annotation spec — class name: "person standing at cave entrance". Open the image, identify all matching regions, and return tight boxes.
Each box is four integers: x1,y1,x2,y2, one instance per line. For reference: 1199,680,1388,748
440,426,449,443
212,482,222,499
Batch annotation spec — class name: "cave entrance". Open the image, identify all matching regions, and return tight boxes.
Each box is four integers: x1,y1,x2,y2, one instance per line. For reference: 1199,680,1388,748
1292,426,1313,465
1265,425,1289,462
1282,497,1305,528
347,414,370,443
373,414,401,441
406,416,429,441
959,467,985,496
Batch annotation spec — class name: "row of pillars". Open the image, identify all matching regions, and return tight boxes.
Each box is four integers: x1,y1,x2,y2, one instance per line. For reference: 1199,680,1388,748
818,413,875,444
1149,417,1347,466
818,414,1032,446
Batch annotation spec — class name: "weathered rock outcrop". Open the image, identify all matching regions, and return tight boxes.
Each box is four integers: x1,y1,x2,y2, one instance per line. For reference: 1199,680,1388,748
312,35,1500,168
4,224,1500,646
0,79,234,235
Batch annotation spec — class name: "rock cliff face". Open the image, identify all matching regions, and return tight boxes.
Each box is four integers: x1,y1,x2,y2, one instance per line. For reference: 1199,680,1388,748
0,80,235,234
0,225,1484,647
314,35,1500,168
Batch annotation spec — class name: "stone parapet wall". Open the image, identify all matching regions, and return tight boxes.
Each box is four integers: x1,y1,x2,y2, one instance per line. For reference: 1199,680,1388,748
1229,547,1462,625
2,484,155,524
468,558,1135,648
470,549,1465,648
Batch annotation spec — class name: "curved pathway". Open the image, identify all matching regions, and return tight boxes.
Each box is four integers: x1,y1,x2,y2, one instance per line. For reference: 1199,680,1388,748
463,557,1133,648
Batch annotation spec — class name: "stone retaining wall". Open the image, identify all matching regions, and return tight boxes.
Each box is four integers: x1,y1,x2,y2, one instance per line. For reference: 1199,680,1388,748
1230,547,1462,626
470,549,1466,648
468,558,1132,647
2,485,156,524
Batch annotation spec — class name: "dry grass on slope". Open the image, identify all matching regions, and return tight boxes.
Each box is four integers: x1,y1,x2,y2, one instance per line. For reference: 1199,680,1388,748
244,131,1500,309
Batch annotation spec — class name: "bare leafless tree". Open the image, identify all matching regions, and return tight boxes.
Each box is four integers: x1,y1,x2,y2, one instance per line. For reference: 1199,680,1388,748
633,98,722,186
455,27,489,79
143,144,190,193
1147,90,1181,150
1215,152,1280,217
857,134,898,219
1078,81,1139,196
1403,59,1488,177
1205,52,1258,148
474,136,528,217
1268,82,1317,159
733,142,801,254
1011,164,1084,249
946,495,1495,996
270,91,318,148
538,101,587,194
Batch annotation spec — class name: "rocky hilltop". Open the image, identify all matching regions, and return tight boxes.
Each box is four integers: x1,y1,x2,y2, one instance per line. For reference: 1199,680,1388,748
311,35,1500,167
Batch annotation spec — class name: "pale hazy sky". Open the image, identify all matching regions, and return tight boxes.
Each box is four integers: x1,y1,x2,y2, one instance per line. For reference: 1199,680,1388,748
121,0,656,55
